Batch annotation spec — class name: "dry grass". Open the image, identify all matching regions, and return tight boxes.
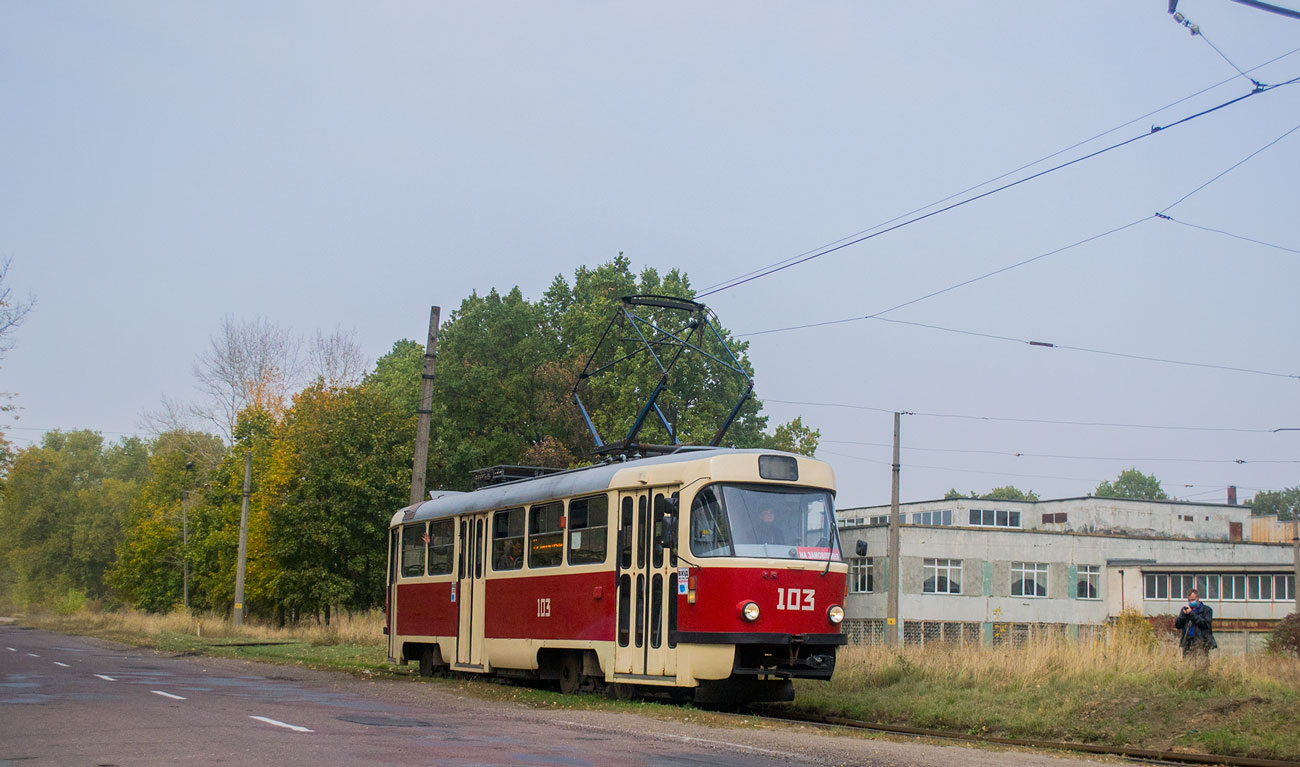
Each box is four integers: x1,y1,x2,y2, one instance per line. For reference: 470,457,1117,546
26,606,386,648
792,636,1300,760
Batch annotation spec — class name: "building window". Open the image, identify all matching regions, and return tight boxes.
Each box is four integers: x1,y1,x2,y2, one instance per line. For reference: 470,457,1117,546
1169,574,1195,600
911,509,952,526
849,557,874,593
1221,574,1246,600
1077,565,1100,599
969,508,1021,528
1144,573,1168,600
1194,574,1220,600
1247,574,1273,601
1277,575,1295,602
1011,561,1048,597
870,515,889,525
923,558,961,594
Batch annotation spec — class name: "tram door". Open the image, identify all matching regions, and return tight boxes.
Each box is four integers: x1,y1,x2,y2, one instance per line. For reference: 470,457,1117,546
614,487,678,679
455,512,489,668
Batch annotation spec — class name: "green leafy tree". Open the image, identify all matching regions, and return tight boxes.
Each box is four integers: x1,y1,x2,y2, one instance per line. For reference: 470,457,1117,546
0,431,145,605
944,486,1039,501
265,383,414,619
761,416,820,457
1094,469,1167,500
108,430,224,612
1248,487,1300,521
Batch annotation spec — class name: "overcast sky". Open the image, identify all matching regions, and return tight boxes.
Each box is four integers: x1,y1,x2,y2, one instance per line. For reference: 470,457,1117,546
3,1,1298,508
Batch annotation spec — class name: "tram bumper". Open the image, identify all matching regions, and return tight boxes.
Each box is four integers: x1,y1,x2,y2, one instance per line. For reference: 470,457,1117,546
672,631,846,681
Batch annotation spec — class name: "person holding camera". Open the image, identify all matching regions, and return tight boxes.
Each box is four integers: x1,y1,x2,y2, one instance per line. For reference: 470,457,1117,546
1174,588,1217,658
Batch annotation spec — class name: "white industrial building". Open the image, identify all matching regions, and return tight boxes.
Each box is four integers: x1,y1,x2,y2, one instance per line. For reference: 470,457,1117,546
835,495,1296,652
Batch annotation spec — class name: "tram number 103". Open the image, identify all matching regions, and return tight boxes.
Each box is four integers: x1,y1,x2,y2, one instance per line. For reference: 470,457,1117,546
776,587,815,611
537,598,552,617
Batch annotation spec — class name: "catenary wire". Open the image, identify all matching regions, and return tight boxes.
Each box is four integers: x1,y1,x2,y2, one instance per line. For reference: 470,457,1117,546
1160,119,1300,213
698,75,1300,298
819,439,1300,465
765,398,1282,434
695,45,1300,295
737,218,1150,337
865,316,1299,381
1160,216,1300,255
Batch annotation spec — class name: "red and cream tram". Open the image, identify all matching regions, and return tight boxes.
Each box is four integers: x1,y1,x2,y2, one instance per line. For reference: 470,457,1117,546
385,448,847,703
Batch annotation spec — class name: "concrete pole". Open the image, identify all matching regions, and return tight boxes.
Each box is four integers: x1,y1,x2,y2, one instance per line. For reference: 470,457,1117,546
233,449,251,626
181,492,189,611
887,412,901,645
410,306,441,506
1292,507,1298,612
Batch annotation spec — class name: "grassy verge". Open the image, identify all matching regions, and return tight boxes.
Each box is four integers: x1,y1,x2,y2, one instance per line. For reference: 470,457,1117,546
14,608,1300,760
791,640,1300,761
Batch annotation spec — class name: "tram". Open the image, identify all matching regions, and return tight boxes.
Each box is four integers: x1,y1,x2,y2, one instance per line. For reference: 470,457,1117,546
385,447,847,704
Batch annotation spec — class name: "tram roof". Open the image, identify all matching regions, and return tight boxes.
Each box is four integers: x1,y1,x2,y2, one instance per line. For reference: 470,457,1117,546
398,447,795,525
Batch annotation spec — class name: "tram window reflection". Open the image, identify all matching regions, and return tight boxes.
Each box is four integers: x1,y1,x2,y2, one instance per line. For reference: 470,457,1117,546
568,494,608,565
426,519,454,576
528,502,564,568
492,508,525,571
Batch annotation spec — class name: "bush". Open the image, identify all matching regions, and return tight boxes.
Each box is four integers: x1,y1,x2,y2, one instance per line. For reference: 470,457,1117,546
1111,609,1157,649
1267,612,1300,657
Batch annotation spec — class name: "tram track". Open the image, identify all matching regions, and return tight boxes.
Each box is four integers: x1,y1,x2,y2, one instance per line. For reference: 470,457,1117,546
751,707,1300,767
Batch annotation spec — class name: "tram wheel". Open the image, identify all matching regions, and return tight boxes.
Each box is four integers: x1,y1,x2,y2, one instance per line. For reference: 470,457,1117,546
558,653,584,695
418,646,443,677
607,682,636,701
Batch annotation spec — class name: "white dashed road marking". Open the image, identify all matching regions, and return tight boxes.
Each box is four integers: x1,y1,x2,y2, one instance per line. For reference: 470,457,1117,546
53,661,70,667
26,653,39,657
6,647,15,652
94,674,116,681
151,690,186,700
249,716,313,733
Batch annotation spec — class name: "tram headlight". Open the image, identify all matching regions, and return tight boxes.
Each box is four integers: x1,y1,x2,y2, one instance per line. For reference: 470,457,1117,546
827,605,844,625
740,601,761,622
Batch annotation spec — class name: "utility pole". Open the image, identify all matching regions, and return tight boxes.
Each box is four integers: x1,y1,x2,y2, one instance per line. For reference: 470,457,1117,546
181,491,189,611
233,449,251,626
410,306,441,506
887,412,901,645
1292,505,1298,613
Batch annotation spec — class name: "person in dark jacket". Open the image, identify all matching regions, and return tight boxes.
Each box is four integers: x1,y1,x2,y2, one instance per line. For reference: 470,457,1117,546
1174,588,1217,657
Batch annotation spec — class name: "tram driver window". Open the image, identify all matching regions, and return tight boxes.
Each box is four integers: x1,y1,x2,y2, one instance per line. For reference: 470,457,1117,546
528,502,564,569
426,519,454,576
492,508,525,571
568,494,608,565
690,486,732,558
401,523,426,577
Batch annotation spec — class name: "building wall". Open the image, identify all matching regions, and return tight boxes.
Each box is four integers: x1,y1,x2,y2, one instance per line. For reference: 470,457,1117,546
836,521,1294,650
1251,514,1295,543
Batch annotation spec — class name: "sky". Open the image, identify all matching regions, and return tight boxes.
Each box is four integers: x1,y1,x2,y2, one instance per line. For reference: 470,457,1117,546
2,1,1298,509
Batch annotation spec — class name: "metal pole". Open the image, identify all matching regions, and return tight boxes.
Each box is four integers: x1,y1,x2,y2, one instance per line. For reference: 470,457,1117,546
181,492,189,611
887,412,901,645
410,306,441,505
234,449,251,626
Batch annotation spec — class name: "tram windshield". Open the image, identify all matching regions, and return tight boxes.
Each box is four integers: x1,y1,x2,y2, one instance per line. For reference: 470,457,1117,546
689,483,840,561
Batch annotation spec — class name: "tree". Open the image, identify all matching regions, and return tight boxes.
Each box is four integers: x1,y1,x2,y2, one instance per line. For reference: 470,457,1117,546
761,416,820,457
308,326,366,390
190,315,303,442
264,383,414,619
1094,469,1167,500
0,258,35,474
1248,487,1300,521
944,486,1039,501
107,430,224,612
0,431,145,605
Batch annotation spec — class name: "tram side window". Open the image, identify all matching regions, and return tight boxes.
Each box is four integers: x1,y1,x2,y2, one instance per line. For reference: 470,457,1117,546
401,523,426,577
529,502,564,569
690,486,732,558
492,508,525,571
568,494,608,565
426,519,455,576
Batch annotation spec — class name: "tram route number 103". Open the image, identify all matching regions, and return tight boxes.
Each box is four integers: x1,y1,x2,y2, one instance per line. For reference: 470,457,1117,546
537,598,552,617
776,587,815,611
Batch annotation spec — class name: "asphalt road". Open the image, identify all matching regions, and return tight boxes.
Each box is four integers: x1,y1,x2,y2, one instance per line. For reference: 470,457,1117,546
0,624,1110,767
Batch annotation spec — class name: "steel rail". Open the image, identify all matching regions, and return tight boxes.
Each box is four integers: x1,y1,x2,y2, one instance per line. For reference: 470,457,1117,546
754,708,1300,767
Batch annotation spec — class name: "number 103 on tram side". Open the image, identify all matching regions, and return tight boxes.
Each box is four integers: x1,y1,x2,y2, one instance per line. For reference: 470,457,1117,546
385,448,847,704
